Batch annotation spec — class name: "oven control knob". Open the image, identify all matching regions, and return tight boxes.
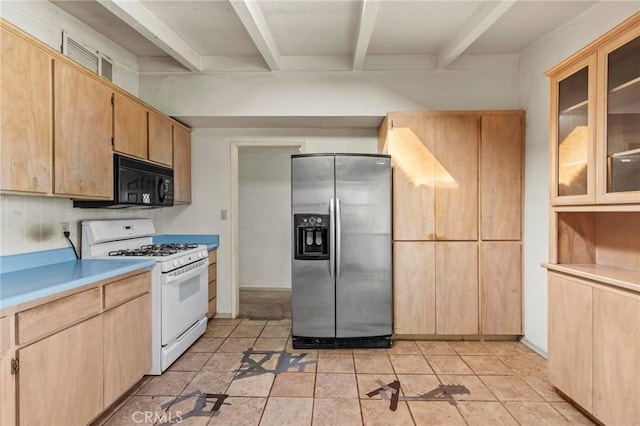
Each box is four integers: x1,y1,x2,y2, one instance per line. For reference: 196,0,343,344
202,250,207,258
173,260,179,267
179,258,185,265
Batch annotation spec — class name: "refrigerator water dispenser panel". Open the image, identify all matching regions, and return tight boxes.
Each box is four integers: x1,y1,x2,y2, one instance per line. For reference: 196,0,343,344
294,214,330,260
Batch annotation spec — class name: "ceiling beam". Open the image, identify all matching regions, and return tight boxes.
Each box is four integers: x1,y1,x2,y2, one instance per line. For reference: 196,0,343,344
436,0,517,69
97,0,202,72
230,0,280,71
353,0,380,70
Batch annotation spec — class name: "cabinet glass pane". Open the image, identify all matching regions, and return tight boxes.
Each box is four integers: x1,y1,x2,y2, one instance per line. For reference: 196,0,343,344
606,35,640,193
558,67,589,197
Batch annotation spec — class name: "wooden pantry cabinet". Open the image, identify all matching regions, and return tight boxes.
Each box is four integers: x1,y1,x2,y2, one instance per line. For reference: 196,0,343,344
545,13,640,425
379,111,524,336
0,270,151,426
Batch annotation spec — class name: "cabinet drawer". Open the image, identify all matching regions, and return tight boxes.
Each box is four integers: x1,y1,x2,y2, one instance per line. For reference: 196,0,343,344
104,272,151,310
208,263,217,282
208,251,217,264
17,287,101,345
208,280,217,299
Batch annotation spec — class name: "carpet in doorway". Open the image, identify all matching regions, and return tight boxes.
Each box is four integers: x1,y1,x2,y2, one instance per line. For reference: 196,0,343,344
238,289,292,320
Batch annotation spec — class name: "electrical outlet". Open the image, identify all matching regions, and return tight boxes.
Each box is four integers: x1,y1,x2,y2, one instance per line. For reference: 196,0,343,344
61,222,70,234
220,210,228,220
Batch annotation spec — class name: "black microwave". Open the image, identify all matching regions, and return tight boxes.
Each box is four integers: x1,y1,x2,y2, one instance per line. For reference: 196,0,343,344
74,154,174,208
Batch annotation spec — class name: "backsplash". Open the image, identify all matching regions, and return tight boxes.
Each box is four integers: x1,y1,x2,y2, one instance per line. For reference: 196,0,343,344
0,194,164,256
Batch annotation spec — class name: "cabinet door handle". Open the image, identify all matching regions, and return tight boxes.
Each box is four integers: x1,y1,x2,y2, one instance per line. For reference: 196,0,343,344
11,358,19,375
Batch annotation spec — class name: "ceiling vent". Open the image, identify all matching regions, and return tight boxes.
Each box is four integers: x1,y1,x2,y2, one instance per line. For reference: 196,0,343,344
62,31,113,82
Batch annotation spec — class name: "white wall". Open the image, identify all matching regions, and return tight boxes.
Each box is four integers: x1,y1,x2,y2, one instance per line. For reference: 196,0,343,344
0,1,139,95
238,147,300,289
518,2,640,355
160,128,378,315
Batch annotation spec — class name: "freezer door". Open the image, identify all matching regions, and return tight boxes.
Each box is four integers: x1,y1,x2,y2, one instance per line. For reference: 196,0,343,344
291,155,335,338
335,155,392,338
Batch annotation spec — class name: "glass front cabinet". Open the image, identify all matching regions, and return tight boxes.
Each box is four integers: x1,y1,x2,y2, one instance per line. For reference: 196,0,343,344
549,17,640,205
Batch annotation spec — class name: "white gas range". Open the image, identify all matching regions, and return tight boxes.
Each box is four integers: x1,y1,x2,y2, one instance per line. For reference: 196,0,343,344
81,219,209,375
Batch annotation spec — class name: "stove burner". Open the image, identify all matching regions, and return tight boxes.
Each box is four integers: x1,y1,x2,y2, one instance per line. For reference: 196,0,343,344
108,243,200,257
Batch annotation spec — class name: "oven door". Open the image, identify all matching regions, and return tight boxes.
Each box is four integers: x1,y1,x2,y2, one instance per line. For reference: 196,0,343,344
161,262,208,345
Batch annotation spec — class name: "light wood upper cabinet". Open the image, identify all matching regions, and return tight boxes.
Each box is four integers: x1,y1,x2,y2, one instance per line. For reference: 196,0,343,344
1,26,52,194
393,242,436,334
597,23,640,203
113,92,148,160
104,294,151,406
18,315,104,426
148,110,173,167
548,15,640,205
173,125,192,203
548,273,593,413
481,242,522,334
435,242,478,335
481,114,523,240
54,60,113,199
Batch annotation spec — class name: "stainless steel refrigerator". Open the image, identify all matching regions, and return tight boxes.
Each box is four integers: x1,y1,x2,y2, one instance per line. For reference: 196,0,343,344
291,154,392,349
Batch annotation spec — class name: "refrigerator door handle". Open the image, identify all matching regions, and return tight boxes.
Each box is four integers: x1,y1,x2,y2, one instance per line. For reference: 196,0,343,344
336,198,342,278
329,198,335,279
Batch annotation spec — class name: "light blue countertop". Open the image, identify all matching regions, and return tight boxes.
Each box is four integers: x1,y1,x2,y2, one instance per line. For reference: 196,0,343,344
0,248,155,311
153,234,219,251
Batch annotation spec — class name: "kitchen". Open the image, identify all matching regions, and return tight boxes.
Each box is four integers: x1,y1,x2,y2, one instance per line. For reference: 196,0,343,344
1,1,639,425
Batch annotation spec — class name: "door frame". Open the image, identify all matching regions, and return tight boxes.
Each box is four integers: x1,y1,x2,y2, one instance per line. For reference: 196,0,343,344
229,141,305,317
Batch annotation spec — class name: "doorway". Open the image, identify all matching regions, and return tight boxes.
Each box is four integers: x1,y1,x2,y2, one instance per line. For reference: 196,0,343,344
230,142,304,319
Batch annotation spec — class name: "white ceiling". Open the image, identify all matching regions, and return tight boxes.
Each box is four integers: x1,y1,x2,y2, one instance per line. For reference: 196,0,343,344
52,0,600,73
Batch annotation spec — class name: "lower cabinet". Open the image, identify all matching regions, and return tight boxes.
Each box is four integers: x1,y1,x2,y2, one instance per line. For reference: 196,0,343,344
548,272,640,425
1,271,151,425
207,251,217,318
548,273,593,412
592,288,640,425
104,294,151,406
393,242,478,335
18,316,104,426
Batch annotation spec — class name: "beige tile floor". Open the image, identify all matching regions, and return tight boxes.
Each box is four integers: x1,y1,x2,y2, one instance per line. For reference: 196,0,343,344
94,319,595,426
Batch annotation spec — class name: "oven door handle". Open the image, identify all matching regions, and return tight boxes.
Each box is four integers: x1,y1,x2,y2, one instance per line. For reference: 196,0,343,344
164,262,209,284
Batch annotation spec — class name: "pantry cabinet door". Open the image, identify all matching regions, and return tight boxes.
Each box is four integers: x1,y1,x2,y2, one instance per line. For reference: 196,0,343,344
480,242,522,334
481,114,523,240
436,242,478,334
387,114,436,240
1,27,52,193
53,60,113,199
393,242,435,334
434,115,478,241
